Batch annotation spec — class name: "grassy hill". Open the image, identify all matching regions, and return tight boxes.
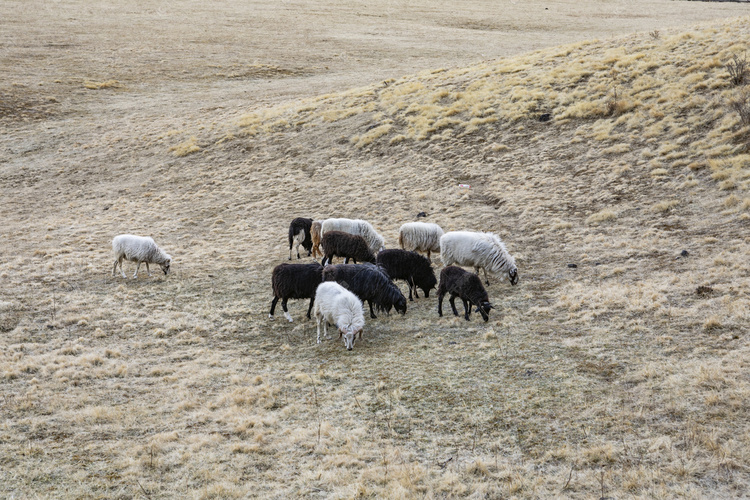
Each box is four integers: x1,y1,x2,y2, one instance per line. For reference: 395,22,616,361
2,11,750,499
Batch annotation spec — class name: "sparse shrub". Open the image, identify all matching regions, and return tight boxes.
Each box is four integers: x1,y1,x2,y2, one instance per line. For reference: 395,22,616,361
728,89,750,126
587,209,617,225
649,30,661,40
652,199,679,212
703,316,723,331
726,53,747,86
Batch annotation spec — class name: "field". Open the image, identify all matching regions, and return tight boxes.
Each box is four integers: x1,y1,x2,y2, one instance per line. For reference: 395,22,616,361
2,1,750,498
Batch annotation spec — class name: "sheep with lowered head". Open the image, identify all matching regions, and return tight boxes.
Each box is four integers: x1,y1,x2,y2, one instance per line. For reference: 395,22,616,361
313,281,366,351
269,262,324,322
320,231,376,266
398,222,443,262
440,231,518,286
112,234,172,279
321,218,385,255
376,249,436,301
437,266,493,322
288,217,314,260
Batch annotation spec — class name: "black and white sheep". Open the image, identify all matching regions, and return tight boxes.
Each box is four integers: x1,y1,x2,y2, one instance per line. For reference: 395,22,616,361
269,262,324,322
288,217,314,260
320,231,376,266
320,218,385,255
437,266,494,322
322,263,407,319
112,234,172,279
376,249,437,301
310,220,323,259
398,222,444,261
313,281,366,351
440,231,518,285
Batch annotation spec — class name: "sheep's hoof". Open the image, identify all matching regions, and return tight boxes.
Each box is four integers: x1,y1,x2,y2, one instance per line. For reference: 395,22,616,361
268,314,274,320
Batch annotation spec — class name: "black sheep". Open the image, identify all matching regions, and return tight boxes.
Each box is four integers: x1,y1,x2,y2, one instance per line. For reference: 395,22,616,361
376,249,437,301
288,217,314,260
269,262,323,321
320,231,376,266
322,263,407,319
437,266,493,322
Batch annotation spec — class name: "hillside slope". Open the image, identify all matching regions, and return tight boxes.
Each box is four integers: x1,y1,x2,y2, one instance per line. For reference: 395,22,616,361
2,15,750,499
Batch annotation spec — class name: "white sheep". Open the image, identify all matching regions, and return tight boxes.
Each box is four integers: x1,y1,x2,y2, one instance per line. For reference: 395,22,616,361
440,231,518,286
313,281,365,351
112,234,172,279
320,218,385,255
398,222,444,261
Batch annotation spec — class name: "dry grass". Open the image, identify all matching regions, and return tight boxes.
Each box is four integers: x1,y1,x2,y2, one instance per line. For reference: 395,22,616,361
2,1,750,498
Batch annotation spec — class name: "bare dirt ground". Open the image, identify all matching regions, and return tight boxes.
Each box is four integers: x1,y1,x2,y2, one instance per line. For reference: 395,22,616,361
2,1,750,498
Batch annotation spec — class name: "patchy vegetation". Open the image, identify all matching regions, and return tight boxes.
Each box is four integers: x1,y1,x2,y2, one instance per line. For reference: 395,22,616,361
2,1,750,498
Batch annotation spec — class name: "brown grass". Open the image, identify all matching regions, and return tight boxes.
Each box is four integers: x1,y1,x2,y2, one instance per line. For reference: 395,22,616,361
2,1,750,498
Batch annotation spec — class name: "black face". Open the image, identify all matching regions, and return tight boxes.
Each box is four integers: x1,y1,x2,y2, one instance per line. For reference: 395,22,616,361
395,298,407,315
161,263,171,275
478,301,492,322
509,268,518,286
421,288,431,298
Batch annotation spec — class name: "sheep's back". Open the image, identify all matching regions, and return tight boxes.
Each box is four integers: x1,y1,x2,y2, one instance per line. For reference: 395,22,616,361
272,263,323,298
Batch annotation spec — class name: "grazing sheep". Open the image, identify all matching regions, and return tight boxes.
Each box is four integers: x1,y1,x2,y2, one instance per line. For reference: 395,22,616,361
320,231,376,266
322,263,407,319
398,222,444,261
376,249,437,301
440,231,518,285
288,217,314,260
437,266,493,322
269,262,323,322
320,218,385,255
313,281,365,351
112,234,171,279
310,220,323,259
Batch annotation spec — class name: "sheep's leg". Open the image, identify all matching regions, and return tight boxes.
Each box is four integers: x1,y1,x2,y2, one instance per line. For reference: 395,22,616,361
145,262,152,277
407,279,414,301
344,257,350,264
269,297,279,319
288,244,292,260
462,299,471,321
306,298,315,320
437,291,445,317
449,294,460,317
296,242,301,260
323,319,331,340
114,257,126,278
134,261,142,278
426,250,431,262
316,316,322,343
482,268,490,285
368,300,377,319
281,299,293,322
412,277,419,299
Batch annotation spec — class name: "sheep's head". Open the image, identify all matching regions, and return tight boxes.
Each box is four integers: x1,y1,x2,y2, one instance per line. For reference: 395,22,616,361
477,301,493,322
161,258,172,275
394,296,407,315
339,327,363,351
414,267,437,298
508,267,518,286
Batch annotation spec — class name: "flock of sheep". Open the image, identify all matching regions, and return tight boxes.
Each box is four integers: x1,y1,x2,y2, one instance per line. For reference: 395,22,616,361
110,218,518,351
274,218,518,350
